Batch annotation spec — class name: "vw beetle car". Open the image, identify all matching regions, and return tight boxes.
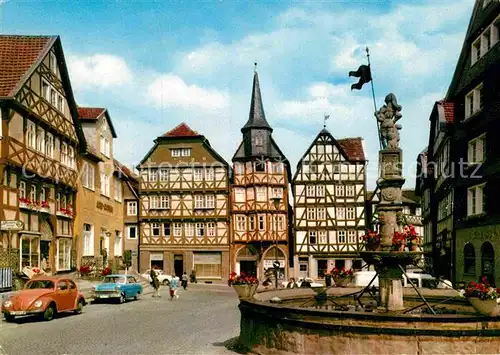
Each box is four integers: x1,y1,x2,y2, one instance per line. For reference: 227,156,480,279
92,274,142,303
141,269,172,286
1,276,86,322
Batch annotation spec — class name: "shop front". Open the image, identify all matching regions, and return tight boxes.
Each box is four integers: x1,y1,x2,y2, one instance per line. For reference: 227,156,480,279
20,232,40,271
150,252,164,270
193,251,222,279
235,246,257,277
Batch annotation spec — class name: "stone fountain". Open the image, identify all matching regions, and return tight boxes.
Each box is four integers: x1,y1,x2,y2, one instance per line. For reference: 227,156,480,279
360,93,424,312
235,94,500,355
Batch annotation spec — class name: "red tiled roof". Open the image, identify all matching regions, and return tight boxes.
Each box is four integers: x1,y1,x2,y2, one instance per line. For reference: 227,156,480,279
0,35,54,96
437,100,454,123
338,137,365,162
162,122,199,137
113,159,138,181
78,107,106,120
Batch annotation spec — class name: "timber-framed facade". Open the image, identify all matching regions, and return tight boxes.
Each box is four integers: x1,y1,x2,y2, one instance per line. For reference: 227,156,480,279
0,35,87,275
292,129,366,279
230,71,292,281
137,123,230,280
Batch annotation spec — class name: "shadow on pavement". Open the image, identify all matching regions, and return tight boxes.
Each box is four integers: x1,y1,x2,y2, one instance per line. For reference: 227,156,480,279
212,337,247,354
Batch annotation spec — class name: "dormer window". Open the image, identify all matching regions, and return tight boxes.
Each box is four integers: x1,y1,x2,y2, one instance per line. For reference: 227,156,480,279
471,14,500,65
465,83,483,119
255,136,263,146
255,161,266,172
100,135,110,157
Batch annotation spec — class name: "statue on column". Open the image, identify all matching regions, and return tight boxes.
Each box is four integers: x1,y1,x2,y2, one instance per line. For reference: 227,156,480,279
376,93,403,149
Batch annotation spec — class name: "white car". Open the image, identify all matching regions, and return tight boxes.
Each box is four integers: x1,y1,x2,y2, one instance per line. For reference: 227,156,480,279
353,271,453,289
282,277,324,289
142,269,173,286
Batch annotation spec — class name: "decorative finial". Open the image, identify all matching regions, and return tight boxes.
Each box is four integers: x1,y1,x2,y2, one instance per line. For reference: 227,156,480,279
323,114,330,128
254,62,257,73
366,47,370,56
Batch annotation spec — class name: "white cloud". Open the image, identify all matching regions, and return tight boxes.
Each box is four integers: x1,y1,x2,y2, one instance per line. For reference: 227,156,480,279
147,74,229,111
68,54,132,89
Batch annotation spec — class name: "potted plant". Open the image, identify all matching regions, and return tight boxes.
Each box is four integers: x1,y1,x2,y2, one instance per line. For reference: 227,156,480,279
464,279,500,316
392,231,407,251
362,230,381,251
330,267,353,287
227,272,259,298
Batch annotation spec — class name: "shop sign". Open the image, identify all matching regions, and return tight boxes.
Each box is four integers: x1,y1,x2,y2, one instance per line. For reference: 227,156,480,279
96,201,114,213
263,260,285,269
150,253,163,261
0,220,24,231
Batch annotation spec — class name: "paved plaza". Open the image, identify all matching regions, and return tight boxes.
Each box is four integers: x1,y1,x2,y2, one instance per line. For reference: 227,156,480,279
0,284,240,355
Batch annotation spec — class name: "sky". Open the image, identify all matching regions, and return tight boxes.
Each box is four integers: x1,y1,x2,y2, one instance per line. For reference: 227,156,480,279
0,0,474,190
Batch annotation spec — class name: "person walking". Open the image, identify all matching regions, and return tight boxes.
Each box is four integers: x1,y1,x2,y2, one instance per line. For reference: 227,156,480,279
181,272,188,290
150,269,160,297
169,276,179,300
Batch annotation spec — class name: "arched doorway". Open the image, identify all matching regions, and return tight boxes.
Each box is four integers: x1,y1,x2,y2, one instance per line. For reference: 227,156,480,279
262,246,287,282
481,242,495,284
236,246,257,276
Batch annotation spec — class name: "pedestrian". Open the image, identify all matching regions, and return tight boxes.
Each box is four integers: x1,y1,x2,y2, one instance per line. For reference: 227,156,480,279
150,269,160,297
169,276,179,300
190,269,197,283
181,272,188,290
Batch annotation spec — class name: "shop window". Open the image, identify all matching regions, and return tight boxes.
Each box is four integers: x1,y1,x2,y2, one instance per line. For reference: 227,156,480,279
57,238,71,271
21,237,39,269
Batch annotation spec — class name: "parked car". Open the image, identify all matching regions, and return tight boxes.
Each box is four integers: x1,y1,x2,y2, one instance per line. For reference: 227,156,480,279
353,271,452,289
141,269,172,286
281,277,324,289
92,275,143,303
1,276,86,322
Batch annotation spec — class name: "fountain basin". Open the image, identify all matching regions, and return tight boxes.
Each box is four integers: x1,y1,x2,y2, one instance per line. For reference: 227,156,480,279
238,288,500,354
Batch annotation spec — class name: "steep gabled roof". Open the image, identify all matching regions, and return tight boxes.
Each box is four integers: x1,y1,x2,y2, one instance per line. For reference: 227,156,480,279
77,106,117,138
436,100,454,123
292,128,365,182
241,71,272,132
0,35,55,97
0,35,86,150
162,122,200,137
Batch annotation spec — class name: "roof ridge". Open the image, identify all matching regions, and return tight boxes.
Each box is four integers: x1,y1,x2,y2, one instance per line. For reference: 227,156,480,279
162,122,200,137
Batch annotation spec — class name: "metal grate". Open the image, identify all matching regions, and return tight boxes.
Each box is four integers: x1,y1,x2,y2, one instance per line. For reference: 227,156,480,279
0,268,13,291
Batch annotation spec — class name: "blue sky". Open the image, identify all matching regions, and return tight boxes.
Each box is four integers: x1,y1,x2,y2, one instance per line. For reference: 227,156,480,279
0,0,474,189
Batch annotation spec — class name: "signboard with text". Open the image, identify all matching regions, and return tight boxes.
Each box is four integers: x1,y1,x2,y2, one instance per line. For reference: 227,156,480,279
0,220,24,231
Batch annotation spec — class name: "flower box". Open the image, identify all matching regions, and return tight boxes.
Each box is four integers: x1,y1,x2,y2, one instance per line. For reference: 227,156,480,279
232,284,258,298
334,277,352,287
469,298,500,317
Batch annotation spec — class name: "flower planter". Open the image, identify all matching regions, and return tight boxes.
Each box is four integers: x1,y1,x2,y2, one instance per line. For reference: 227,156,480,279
334,277,352,287
393,244,405,252
232,284,258,298
366,243,381,252
469,298,500,317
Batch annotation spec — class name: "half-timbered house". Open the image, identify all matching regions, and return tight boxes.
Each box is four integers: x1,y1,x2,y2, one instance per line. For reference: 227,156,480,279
75,107,130,272
0,35,86,276
231,71,291,281
293,129,366,279
138,123,230,280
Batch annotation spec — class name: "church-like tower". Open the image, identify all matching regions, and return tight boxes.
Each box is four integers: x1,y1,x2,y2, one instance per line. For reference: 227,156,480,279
230,70,291,281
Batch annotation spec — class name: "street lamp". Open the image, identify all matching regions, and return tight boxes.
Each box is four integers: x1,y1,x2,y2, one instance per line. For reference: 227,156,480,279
271,197,282,289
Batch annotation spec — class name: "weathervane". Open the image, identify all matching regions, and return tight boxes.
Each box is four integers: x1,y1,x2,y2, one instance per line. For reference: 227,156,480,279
254,62,257,72
323,114,330,128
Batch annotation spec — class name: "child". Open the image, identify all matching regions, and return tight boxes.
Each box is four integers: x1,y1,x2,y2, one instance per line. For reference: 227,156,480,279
169,276,179,300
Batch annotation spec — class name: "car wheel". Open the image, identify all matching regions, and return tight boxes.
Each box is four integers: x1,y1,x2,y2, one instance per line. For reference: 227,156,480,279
74,299,84,314
134,292,140,300
119,293,125,304
4,314,15,322
162,280,169,286
43,305,55,321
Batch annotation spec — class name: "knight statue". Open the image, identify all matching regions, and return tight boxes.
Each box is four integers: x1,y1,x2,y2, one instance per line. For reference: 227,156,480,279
376,93,402,149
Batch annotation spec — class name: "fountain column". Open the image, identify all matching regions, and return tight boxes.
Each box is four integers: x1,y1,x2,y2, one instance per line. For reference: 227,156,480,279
374,94,405,311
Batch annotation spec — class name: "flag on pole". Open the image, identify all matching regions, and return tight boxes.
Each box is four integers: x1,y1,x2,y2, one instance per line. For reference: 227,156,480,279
348,64,372,90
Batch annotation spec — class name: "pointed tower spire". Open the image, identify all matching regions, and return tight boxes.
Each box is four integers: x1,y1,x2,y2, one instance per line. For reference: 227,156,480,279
241,68,272,132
